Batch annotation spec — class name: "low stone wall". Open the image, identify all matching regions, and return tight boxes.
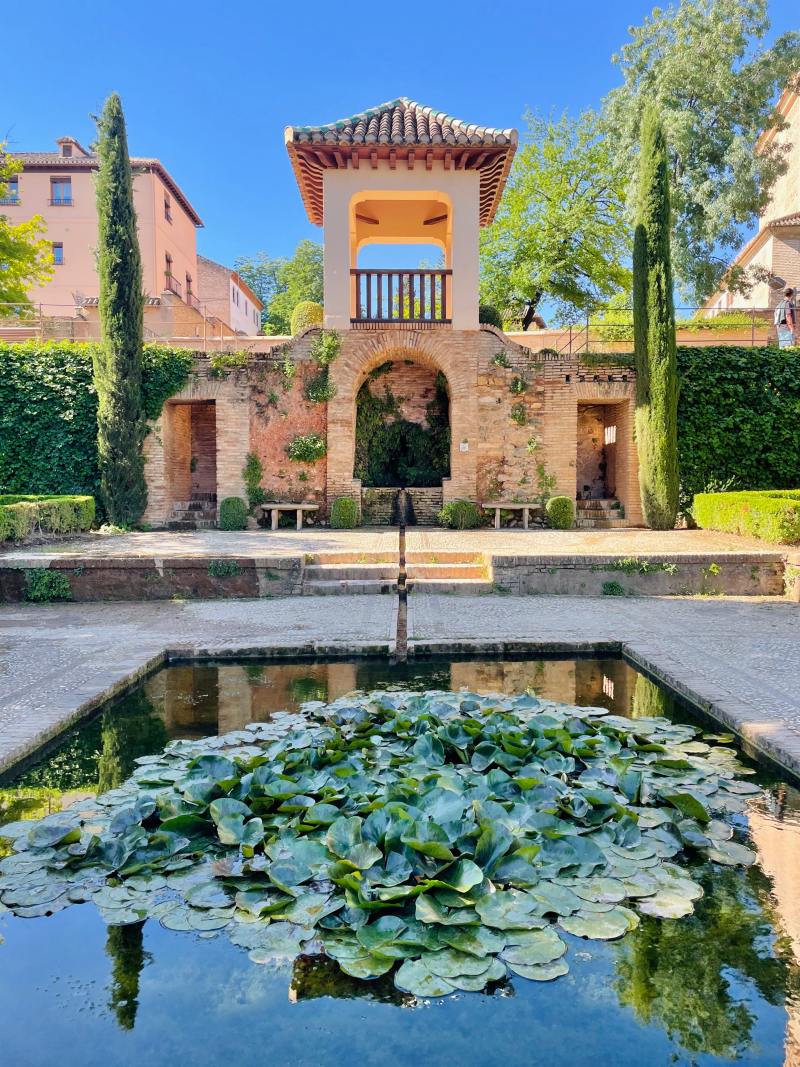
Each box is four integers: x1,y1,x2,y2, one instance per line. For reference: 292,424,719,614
490,553,786,597
0,557,303,602
361,487,443,525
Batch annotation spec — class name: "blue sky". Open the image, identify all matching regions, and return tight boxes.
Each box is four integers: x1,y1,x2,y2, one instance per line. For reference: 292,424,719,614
3,0,796,270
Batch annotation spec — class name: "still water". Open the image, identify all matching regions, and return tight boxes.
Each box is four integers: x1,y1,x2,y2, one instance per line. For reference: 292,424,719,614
1,656,799,1067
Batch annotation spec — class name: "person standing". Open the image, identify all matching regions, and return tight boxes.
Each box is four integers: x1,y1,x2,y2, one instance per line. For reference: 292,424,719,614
776,287,796,348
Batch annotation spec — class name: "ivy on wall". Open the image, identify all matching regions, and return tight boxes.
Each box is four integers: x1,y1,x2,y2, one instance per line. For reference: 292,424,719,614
354,367,451,488
0,342,193,501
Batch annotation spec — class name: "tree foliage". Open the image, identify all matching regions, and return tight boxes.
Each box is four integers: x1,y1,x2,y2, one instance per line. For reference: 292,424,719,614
633,105,679,530
93,93,147,525
0,149,53,307
603,0,800,302
235,240,323,334
480,110,630,324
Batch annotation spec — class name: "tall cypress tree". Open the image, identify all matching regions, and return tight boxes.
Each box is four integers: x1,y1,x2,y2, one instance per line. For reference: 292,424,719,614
632,104,679,530
93,92,147,524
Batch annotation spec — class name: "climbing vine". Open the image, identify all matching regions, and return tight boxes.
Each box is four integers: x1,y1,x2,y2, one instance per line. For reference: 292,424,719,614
354,367,450,488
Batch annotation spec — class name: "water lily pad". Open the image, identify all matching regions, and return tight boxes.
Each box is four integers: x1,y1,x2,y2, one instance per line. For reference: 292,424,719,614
394,958,455,997
447,958,508,990
338,953,395,979
559,907,630,940
508,958,569,982
704,840,756,866
426,948,494,977
501,927,566,965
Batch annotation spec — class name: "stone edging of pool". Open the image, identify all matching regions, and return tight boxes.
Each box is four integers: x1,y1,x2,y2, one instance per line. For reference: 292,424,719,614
3,636,800,789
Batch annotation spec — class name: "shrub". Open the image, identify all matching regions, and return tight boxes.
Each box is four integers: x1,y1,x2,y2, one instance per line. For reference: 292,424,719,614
23,568,72,602
693,490,800,545
438,499,482,530
329,497,359,529
290,301,324,335
0,495,95,541
509,376,528,395
286,434,327,464
479,305,503,329
242,452,264,510
545,495,575,530
309,330,341,368
218,497,248,531
602,580,627,596
208,559,240,578
305,370,337,403
510,402,527,426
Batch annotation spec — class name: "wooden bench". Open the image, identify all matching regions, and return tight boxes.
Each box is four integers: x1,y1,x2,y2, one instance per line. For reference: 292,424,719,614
255,503,319,531
479,502,541,530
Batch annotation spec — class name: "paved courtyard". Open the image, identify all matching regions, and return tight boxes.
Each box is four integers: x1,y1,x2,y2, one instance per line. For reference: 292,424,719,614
0,525,781,562
1,593,799,783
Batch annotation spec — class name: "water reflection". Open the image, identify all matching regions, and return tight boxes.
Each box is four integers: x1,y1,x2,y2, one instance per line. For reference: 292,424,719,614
1,657,800,1065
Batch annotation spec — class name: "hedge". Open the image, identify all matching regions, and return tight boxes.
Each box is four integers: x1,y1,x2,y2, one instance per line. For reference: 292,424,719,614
219,497,248,531
693,490,800,545
329,497,359,529
0,342,193,506
545,496,575,530
0,494,95,541
438,499,482,530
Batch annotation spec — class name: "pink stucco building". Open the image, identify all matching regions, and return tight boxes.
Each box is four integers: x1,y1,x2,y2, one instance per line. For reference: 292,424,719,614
4,136,203,315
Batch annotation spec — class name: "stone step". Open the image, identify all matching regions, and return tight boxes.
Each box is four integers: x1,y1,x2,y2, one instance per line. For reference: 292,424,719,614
303,579,398,596
305,563,399,581
577,498,620,510
310,552,399,565
172,509,217,521
407,579,494,595
166,518,217,531
405,551,484,564
574,518,630,529
406,563,487,580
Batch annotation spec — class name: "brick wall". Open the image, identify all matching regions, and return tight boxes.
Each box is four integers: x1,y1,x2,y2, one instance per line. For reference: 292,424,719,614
361,486,443,525
190,402,217,496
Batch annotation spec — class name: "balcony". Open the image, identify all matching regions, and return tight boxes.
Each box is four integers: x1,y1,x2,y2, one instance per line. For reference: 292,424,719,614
351,268,452,325
48,198,73,207
165,274,183,298
0,197,20,206
186,292,201,312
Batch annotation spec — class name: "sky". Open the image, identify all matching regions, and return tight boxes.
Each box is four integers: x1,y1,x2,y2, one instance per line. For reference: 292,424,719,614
3,0,797,272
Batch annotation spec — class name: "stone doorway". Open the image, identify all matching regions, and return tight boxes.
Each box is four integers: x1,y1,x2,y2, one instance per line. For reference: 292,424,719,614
164,400,218,529
576,402,620,501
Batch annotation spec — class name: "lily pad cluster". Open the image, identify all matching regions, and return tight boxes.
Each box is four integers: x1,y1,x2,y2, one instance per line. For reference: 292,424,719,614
0,690,761,998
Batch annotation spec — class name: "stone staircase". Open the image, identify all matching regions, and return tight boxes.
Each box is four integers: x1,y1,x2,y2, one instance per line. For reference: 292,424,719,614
167,493,218,531
406,552,493,595
574,498,628,530
302,552,399,595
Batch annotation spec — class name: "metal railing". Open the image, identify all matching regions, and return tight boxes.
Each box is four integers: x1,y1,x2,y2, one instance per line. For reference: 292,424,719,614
0,197,20,206
164,274,182,298
351,268,452,324
0,300,260,349
186,292,201,311
48,198,73,207
521,307,782,356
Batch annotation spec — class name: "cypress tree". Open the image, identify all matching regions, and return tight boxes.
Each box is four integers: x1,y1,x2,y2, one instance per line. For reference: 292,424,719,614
632,105,679,530
93,92,147,524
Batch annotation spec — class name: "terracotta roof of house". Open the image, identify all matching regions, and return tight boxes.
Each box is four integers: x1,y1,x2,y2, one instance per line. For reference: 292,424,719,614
285,97,518,226
9,146,203,226
768,211,800,227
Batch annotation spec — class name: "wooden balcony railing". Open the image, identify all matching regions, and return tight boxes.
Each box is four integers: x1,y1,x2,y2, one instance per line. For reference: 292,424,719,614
351,268,452,324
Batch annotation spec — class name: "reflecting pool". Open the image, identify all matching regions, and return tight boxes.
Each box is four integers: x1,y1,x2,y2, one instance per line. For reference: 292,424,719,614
1,657,799,1067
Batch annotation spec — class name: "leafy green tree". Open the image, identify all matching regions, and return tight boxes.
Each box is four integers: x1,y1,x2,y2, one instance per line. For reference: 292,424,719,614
93,93,147,524
603,0,800,302
235,240,323,334
97,691,168,793
106,921,150,1030
633,105,679,530
0,150,53,307
479,110,630,324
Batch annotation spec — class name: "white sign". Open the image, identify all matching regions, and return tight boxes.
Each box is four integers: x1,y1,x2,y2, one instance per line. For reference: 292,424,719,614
459,441,469,452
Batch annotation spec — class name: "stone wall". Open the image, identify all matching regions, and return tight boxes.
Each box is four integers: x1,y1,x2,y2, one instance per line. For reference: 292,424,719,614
361,486,443,525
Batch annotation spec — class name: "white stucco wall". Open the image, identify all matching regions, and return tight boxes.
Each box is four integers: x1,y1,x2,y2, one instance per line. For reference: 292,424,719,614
322,163,480,330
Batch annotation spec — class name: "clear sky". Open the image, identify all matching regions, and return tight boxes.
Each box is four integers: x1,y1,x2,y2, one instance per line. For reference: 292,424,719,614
3,0,797,269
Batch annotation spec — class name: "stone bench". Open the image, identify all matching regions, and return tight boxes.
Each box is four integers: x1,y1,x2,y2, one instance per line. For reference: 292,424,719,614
479,502,542,530
255,503,319,531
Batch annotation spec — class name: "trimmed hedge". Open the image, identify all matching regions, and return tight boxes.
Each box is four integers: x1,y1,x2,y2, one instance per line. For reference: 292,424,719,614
329,497,359,529
0,342,193,506
0,494,95,541
218,497,248,531
291,301,324,335
545,495,575,530
438,499,482,530
693,490,800,545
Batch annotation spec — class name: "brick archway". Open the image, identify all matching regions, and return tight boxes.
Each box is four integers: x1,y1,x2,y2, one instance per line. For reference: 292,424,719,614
326,330,479,505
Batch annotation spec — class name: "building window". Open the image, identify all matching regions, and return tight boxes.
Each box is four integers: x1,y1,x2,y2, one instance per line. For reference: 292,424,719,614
61,143,73,157
604,425,617,446
165,253,173,282
52,242,64,266
164,192,172,223
50,177,72,206
186,272,193,295
0,177,19,205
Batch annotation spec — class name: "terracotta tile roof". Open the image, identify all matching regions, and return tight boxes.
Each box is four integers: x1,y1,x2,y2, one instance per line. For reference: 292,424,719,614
289,97,517,148
81,296,162,306
8,148,203,227
768,211,800,227
286,98,518,227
